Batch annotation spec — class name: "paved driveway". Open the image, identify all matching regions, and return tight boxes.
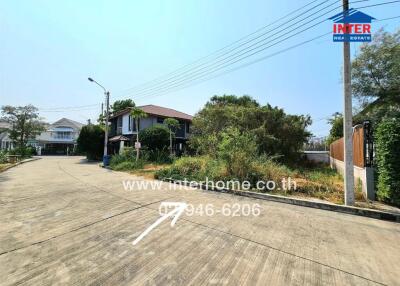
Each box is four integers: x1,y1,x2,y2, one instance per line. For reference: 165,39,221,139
0,157,399,285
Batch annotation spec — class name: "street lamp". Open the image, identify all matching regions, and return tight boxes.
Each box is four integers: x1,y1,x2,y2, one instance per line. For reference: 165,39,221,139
88,77,110,166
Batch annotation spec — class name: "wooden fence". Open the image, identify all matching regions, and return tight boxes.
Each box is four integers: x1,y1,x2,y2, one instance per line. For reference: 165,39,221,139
330,126,364,168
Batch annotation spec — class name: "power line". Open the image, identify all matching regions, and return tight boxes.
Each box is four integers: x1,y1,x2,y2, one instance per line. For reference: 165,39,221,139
126,0,399,101
39,104,99,111
374,15,400,21
123,0,375,99
118,0,344,98
40,108,99,113
118,0,327,95
134,32,332,102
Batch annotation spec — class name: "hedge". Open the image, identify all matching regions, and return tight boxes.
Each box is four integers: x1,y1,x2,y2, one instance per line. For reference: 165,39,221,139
375,119,400,206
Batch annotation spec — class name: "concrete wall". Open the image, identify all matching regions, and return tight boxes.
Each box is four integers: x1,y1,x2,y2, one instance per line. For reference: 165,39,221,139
303,151,330,164
330,157,375,200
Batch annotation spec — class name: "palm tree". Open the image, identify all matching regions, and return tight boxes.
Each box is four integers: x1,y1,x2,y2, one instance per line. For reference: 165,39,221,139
130,107,148,161
164,117,179,155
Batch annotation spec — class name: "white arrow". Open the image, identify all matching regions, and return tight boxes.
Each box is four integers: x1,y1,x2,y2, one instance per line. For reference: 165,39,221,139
132,202,187,245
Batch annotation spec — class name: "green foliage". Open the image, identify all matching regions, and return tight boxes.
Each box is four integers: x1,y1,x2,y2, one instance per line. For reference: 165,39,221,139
111,160,145,171
77,125,104,160
130,107,148,120
139,124,170,151
0,105,45,149
156,155,345,203
163,118,179,129
164,117,179,155
375,119,400,206
352,28,400,124
110,147,146,170
208,94,260,107
0,150,7,164
111,99,135,114
144,148,173,164
155,156,226,181
217,128,258,180
190,95,311,161
9,146,36,157
326,112,343,145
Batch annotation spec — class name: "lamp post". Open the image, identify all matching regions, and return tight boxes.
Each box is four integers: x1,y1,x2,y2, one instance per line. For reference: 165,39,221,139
88,77,110,166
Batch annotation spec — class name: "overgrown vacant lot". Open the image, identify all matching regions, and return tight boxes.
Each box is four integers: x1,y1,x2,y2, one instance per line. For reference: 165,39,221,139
154,156,366,205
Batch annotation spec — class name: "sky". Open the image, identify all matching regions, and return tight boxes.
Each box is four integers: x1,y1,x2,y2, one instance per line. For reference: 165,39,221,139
0,0,399,137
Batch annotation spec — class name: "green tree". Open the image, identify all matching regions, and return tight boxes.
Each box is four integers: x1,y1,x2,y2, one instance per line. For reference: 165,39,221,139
97,99,136,126
190,95,311,162
111,99,135,114
130,107,148,161
207,94,259,107
77,125,104,160
164,117,179,155
326,112,343,146
0,105,45,152
352,28,400,124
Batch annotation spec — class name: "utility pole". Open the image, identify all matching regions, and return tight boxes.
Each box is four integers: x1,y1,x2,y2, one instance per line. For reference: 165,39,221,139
342,0,354,205
88,77,110,166
104,91,110,161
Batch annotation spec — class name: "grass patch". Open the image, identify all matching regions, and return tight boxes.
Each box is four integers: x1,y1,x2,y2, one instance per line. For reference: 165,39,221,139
0,163,13,172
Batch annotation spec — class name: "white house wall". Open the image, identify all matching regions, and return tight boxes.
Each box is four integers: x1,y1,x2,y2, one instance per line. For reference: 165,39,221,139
121,114,158,135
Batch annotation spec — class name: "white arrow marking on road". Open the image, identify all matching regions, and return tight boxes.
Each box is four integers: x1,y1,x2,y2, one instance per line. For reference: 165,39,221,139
132,202,187,245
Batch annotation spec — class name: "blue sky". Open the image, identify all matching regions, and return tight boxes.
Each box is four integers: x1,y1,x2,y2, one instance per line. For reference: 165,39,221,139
0,0,399,136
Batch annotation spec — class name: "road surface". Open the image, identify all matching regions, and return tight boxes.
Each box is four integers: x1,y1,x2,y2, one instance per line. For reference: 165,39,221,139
0,157,399,285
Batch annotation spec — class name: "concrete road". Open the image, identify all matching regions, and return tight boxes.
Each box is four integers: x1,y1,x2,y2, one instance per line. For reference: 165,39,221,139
0,157,399,285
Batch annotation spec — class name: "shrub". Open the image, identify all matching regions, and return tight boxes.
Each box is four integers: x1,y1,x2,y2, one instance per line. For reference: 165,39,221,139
375,119,400,206
0,150,7,163
77,125,104,160
143,148,172,164
9,146,36,158
139,125,170,151
155,156,226,181
217,128,258,180
111,160,145,171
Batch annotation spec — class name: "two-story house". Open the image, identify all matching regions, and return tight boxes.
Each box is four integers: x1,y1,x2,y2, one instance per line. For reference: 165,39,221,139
108,105,192,154
34,118,84,155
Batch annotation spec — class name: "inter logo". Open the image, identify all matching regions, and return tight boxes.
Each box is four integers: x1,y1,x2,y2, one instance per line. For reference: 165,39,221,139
329,9,375,42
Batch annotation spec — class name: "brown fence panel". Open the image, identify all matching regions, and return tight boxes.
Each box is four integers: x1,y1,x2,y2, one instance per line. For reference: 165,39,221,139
329,127,364,168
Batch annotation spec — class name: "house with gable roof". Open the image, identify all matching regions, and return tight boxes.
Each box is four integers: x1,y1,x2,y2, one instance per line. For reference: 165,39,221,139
108,104,193,154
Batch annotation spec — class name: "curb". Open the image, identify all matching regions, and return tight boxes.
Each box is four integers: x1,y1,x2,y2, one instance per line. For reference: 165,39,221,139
162,178,400,223
0,157,42,173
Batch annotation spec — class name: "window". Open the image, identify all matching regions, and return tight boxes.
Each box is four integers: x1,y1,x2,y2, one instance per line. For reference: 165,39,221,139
128,115,131,131
53,131,72,139
186,122,190,133
132,118,138,131
157,117,164,124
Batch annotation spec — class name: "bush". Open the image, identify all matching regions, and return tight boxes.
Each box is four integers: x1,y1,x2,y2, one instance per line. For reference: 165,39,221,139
217,128,258,180
109,147,148,171
0,150,7,163
139,125,170,151
9,146,36,158
111,160,145,171
375,119,400,206
143,148,172,164
155,156,226,181
77,125,104,160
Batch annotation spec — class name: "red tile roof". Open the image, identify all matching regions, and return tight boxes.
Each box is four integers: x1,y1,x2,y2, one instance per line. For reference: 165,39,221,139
110,104,193,121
